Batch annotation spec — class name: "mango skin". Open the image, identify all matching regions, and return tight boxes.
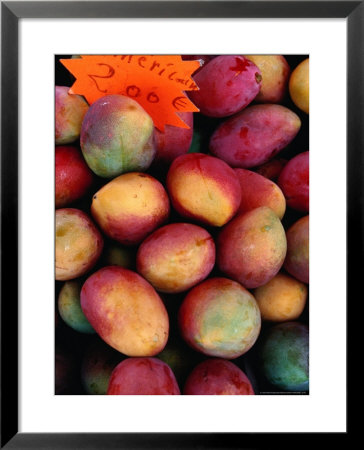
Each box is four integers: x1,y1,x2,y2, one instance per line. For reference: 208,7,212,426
253,272,308,322
209,104,301,168
58,280,95,333
91,172,170,246
245,55,290,103
184,358,255,395
80,266,169,357
284,215,309,283
234,168,286,219
80,94,155,178
166,153,242,227
278,151,309,212
259,322,309,391
107,357,180,395
55,145,94,208
55,208,103,281
255,157,287,181
289,58,309,114
188,55,262,117
178,277,261,359
217,207,287,289
136,222,215,294
153,112,193,165
55,86,89,145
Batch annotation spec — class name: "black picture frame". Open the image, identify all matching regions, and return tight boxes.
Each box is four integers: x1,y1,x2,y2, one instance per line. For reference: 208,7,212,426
1,1,357,448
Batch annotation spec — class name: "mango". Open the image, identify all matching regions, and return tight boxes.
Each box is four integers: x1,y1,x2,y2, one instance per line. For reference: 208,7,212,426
80,266,169,356
166,153,241,227
178,277,261,359
55,208,103,281
184,358,254,395
55,86,89,145
284,215,309,283
278,151,309,212
217,207,287,288
255,157,287,181
107,358,180,395
80,94,155,177
234,168,286,219
245,55,290,103
188,55,261,117
91,172,170,246
153,112,193,165
253,272,308,322
55,145,94,208
58,280,95,333
136,222,215,293
289,58,309,114
259,321,309,391
209,104,301,168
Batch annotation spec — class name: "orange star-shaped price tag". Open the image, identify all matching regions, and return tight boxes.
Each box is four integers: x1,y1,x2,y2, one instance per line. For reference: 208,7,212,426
60,55,201,132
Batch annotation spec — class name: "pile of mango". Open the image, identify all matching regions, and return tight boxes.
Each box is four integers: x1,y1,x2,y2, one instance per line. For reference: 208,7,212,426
55,55,309,395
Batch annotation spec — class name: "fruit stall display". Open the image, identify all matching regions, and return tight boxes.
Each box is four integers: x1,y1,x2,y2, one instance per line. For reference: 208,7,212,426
55,54,309,395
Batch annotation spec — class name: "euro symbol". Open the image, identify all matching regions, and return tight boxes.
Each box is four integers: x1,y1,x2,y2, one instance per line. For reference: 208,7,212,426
172,96,187,110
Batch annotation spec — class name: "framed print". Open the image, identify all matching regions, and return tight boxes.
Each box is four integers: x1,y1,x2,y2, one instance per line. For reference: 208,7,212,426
1,1,358,448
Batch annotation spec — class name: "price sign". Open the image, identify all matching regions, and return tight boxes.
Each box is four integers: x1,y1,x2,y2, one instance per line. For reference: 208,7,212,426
60,55,201,131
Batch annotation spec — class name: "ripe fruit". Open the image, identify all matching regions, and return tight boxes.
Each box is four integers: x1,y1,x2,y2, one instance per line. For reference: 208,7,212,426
217,207,287,289
253,272,308,322
289,58,309,114
55,208,103,281
107,358,180,395
209,104,301,168
91,172,170,246
234,168,286,219
184,359,255,395
278,151,309,212
153,112,193,165
178,277,261,359
80,266,169,356
188,55,261,117
55,86,89,145
55,145,93,208
80,95,155,177
245,55,290,103
166,153,241,227
284,215,309,284
137,223,215,293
